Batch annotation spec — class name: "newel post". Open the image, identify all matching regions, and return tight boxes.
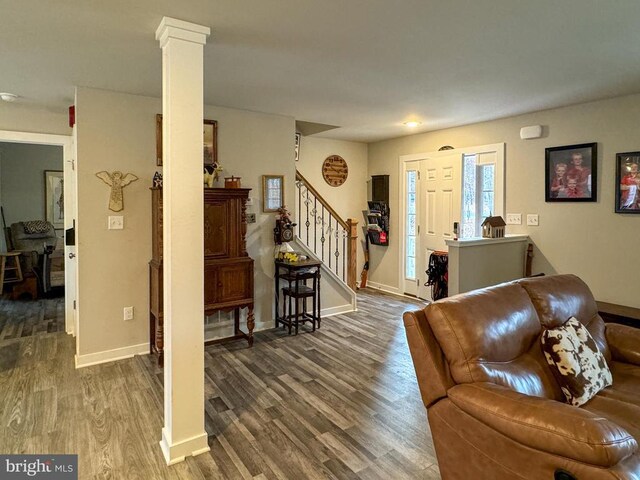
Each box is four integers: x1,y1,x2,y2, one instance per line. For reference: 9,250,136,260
346,218,358,290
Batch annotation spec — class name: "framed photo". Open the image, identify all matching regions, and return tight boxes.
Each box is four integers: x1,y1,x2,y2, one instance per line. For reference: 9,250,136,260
262,175,284,212
44,170,64,229
294,132,301,162
545,142,597,202
156,114,218,167
615,151,640,213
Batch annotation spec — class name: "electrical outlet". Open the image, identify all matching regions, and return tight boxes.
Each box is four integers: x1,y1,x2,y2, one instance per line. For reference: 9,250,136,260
506,213,522,225
246,213,256,224
108,216,124,230
526,214,539,226
123,306,134,321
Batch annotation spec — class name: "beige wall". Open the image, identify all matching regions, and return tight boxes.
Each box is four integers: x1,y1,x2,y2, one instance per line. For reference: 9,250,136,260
0,142,63,229
76,88,159,356
0,105,69,252
368,93,640,308
75,87,353,358
203,102,296,335
296,136,368,276
0,102,71,136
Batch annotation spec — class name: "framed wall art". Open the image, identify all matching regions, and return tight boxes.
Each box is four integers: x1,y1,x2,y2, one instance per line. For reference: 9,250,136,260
545,142,597,202
295,132,301,162
156,114,218,167
615,151,640,213
44,170,64,229
263,175,284,212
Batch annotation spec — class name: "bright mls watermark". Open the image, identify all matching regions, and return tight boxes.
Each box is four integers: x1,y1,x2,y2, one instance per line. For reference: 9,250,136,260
0,455,77,479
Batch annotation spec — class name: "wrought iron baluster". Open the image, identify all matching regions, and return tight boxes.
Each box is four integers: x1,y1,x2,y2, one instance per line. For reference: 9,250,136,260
321,206,325,262
313,197,317,255
328,214,332,269
298,182,301,238
335,217,339,276
342,226,346,282
305,189,310,244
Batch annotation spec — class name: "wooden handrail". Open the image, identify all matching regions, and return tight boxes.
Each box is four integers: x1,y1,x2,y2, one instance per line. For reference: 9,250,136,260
296,170,348,230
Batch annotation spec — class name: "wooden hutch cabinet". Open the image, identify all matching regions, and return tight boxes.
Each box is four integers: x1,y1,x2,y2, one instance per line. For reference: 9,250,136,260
149,187,255,366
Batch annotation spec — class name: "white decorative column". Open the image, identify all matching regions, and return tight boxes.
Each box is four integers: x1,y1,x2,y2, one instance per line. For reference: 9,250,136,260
155,17,210,465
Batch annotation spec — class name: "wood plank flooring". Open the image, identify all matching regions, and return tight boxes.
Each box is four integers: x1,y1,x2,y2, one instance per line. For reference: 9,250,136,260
0,290,441,479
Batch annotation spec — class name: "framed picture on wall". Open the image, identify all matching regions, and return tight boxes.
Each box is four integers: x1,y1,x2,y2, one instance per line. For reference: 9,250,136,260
545,142,597,202
615,151,640,213
263,175,284,212
295,132,301,162
44,170,64,229
156,114,218,167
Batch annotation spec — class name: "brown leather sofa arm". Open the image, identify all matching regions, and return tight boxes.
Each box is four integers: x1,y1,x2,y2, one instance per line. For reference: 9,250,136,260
403,310,455,408
448,382,638,467
606,323,640,366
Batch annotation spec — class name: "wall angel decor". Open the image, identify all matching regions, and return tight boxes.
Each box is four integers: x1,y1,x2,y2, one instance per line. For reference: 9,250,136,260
95,171,139,212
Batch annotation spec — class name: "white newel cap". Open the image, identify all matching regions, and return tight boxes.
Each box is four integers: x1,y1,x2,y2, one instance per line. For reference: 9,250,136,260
156,17,211,47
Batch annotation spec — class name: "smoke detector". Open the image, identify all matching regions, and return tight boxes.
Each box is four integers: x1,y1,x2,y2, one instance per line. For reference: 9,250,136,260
0,93,19,102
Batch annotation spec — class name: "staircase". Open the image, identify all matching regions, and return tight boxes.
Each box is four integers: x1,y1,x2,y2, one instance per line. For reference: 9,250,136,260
294,170,358,292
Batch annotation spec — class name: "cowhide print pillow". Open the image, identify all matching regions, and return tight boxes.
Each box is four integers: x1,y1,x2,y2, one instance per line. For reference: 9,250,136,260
22,220,51,234
541,317,612,407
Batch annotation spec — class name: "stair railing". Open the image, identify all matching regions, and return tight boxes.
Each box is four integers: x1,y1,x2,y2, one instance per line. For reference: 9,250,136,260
295,170,358,290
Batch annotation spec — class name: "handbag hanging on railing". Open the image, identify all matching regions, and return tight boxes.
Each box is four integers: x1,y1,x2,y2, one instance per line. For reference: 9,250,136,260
425,251,448,301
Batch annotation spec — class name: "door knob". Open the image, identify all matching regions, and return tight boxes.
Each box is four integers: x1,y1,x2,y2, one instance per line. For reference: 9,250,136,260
68,253,76,259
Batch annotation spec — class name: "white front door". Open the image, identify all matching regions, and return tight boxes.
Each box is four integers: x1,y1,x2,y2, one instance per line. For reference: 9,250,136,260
401,143,505,300
417,153,462,300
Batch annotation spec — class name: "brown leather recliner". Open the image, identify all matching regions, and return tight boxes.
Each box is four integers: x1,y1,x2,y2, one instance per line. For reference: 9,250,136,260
404,274,640,480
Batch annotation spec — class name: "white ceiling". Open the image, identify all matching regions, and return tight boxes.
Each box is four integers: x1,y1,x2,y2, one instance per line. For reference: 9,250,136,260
2,0,640,142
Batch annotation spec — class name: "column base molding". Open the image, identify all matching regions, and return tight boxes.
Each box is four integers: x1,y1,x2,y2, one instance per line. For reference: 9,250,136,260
159,428,210,465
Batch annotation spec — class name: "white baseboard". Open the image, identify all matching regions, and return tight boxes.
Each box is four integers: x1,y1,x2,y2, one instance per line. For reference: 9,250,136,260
365,281,423,301
365,281,402,295
322,303,357,317
160,428,210,465
75,342,149,369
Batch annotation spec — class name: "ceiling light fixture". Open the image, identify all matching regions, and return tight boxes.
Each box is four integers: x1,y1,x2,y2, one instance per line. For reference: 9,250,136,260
0,92,19,102
404,121,421,128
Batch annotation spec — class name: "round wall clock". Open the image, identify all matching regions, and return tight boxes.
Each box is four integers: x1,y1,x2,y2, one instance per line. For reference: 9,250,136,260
322,155,348,187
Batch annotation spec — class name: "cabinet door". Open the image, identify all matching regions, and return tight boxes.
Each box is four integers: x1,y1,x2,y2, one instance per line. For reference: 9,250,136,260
217,261,252,303
204,200,229,258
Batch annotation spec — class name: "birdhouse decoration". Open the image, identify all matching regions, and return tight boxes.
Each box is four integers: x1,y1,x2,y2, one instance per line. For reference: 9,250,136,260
481,216,506,238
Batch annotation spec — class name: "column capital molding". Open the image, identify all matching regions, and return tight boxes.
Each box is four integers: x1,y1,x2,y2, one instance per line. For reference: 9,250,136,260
156,17,210,48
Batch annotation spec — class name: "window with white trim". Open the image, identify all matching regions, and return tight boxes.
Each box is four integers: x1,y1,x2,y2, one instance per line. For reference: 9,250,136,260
462,153,497,238
405,169,417,279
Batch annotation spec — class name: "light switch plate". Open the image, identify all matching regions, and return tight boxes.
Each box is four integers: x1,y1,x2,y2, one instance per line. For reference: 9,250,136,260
526,214,539,226
246,213,256,224
506,213,522,225
108,216,124,230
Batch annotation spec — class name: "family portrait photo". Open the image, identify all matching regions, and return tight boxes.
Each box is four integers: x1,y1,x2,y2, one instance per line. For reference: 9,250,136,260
616,152,640,213
545,143,597,202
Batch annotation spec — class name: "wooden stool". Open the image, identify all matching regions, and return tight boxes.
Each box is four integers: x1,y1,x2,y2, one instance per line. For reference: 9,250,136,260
0,252,24,295
281,268,320,335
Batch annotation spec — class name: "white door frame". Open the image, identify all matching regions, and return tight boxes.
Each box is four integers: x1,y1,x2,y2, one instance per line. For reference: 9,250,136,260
399,143,505,297
0,129,76,335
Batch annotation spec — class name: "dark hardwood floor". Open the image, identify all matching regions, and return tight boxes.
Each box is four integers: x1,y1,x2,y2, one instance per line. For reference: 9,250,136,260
0,290,440,479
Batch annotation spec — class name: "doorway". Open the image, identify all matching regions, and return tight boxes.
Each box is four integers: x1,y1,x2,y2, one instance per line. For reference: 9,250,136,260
0,130,76,336
400,143,505,299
